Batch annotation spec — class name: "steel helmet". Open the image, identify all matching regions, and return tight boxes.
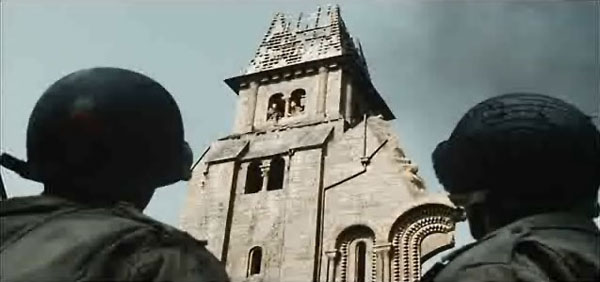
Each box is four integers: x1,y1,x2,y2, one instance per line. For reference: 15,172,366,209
22,67,192,190
432,93,600,202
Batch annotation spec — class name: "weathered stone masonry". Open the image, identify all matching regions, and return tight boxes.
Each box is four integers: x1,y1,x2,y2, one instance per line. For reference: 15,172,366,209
181,6,462,282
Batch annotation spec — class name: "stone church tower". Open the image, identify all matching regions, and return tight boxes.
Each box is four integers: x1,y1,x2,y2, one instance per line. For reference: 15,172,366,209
181,6,462,282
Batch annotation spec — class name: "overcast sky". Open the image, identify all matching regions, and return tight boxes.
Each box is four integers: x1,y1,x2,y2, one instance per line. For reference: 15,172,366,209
2,0,599,265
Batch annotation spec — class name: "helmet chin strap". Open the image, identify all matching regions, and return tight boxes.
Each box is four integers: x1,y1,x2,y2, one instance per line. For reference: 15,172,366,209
0,153,32,200
0,153,32,180
0,169,5,200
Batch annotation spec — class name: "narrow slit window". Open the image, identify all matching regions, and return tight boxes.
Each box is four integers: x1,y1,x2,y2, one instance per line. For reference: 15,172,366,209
248,247,263,276
355,241,366,282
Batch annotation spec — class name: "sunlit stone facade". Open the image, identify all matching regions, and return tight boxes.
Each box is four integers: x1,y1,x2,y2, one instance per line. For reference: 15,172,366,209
181,6,461,282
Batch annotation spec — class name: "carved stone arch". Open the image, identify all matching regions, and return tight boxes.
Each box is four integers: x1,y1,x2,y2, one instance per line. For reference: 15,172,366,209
388,204,457,282
334,225,377,282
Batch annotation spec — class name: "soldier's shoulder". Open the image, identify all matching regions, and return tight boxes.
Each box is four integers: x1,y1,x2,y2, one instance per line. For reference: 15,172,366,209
108,202,205,245
432,232,540,282
89,204,229,281
113,203,222,261
449,223,527,266
131,226,229,282
452,214,598,265
435,214,600,282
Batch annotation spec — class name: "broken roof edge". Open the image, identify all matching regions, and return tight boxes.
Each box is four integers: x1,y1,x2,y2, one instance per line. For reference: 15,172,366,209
244,4,348,74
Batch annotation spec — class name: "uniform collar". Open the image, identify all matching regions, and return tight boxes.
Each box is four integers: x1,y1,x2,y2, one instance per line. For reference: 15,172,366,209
0,194,139,215
441,241,478,263
439,212,599,267
481,211,599,242
0,195,79,215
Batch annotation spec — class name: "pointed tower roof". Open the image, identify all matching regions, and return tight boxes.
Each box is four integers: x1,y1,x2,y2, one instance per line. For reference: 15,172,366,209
225,6,394,120
244,5,369,75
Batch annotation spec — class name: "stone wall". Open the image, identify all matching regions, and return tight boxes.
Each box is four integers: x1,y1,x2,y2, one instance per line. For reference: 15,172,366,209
181,116,458,282
181,161,238,259
217,148,325,282
182,7,458,282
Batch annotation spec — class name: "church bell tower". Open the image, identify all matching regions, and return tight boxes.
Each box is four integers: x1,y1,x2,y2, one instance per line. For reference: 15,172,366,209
227,5,394,134
181,6,461,282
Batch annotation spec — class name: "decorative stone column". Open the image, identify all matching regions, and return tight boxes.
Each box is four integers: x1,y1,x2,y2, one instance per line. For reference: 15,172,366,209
284,98,290,117
325,250,338,282
374,243,391,282
245,80,260,131
259,161,270,191
344,77,353,122
317,66,329,116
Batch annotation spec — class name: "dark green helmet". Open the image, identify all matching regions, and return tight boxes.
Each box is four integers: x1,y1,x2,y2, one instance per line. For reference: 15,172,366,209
23,67,192,190
432,93,600,201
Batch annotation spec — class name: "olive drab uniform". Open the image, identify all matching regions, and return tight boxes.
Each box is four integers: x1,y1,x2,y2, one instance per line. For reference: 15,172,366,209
0,195,230,282
421,212,600,282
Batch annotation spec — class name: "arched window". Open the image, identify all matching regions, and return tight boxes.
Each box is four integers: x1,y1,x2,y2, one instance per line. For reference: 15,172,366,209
288,89,306,116
247,246,263,276
245,161,262,194
267,156,285,191
388,204,457,281
355,241,367,282
335,225,375,282
267,93,285,121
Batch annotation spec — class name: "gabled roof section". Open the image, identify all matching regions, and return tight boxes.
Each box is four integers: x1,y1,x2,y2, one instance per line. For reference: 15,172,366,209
204,139,249,164
242,125,333,160
244,5,369,76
